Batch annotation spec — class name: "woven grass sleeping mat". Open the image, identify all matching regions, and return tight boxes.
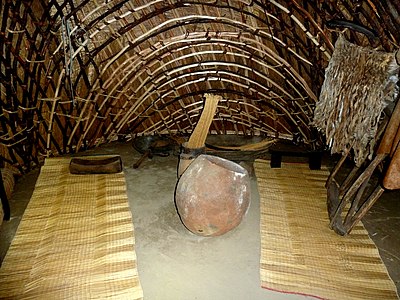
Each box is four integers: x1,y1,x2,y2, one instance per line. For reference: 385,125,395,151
254,159,398,300
0,157,143,299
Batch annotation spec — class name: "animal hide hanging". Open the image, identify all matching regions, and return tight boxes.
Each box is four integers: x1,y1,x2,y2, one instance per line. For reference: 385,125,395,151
313,35,399,166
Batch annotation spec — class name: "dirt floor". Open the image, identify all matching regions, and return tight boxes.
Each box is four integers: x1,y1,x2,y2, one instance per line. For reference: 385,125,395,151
1,141,399,299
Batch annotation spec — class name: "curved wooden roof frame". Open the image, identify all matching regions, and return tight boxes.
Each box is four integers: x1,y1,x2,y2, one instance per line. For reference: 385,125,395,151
1,0,399,171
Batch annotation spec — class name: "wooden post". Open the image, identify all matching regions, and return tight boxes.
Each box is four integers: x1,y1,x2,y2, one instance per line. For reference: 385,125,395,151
0,170,10,221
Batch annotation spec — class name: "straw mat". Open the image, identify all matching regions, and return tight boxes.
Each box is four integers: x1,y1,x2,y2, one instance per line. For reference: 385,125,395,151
254,159,398,300
0,157,143,299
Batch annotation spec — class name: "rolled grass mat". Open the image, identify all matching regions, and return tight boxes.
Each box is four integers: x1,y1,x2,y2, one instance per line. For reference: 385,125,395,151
0,157,143,299
254,159,398,300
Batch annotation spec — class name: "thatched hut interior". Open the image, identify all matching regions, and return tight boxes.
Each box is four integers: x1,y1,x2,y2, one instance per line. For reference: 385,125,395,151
0,1,399,299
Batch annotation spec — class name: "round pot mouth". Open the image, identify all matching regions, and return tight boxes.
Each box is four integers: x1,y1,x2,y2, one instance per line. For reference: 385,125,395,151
199,154,248,175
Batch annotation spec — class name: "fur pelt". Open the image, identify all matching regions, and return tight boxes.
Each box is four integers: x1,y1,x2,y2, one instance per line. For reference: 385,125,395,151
313,35,399,166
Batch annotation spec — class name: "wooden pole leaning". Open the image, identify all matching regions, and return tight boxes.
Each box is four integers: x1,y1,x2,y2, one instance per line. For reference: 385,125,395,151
178,94,221,177
327,99,400,235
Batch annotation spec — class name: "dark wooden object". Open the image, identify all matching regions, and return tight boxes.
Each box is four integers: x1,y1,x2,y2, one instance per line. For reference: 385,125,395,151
132,136,175,169
269,143,322,170
0,170,11,221
133,150,153,169
327,98,400,235
69,156,122,174
379,96,400,189
327,152,387,235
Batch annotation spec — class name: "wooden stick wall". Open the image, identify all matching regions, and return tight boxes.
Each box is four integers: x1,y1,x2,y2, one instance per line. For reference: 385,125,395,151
1,0,399,171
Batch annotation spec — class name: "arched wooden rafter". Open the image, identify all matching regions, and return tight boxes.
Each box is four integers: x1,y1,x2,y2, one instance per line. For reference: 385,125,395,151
1,0,399,171
76,9,324,146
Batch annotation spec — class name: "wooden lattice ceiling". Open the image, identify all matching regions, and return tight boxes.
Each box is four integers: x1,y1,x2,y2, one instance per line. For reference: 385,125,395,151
1,0,399,172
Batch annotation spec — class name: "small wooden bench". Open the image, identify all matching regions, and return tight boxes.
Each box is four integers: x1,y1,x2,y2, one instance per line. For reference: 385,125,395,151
269,143,323,170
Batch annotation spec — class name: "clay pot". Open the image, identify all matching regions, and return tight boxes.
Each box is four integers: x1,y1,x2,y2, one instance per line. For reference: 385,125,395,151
175,154,250,236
